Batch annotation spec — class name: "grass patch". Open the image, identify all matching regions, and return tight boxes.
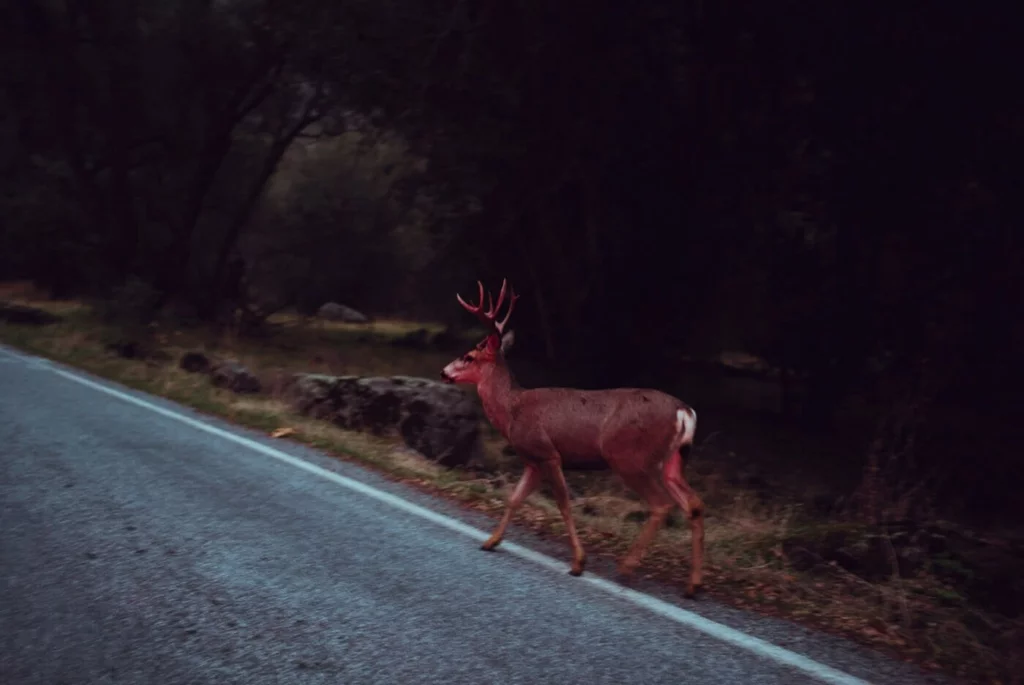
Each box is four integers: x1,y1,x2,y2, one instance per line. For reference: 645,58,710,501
1,291,1020,684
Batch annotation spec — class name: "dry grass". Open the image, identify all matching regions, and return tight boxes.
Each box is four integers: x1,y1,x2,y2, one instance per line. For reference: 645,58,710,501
1,290,1020,684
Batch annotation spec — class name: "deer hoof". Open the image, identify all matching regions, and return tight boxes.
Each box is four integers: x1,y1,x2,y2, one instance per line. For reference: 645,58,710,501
480,538,501,552
683,582,703,599
568,567,584,577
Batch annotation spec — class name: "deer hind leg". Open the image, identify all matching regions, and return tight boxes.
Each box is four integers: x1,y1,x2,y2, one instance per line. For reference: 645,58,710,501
482,463,541,552
662,447,705,598
538,460,587,576
617,471,675,578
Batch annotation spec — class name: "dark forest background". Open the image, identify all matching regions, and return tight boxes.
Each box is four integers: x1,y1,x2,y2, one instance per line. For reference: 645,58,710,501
2,1,1021,526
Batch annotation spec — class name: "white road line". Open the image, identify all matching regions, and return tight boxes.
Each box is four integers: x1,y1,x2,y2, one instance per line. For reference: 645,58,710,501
0,352,48,367
0,344,870,685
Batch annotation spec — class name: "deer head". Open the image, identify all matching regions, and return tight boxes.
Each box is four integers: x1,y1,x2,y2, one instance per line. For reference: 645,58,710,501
440,279,518,385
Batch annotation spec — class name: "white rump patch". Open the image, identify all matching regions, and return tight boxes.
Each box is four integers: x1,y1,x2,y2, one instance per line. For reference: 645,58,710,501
677,408,697,444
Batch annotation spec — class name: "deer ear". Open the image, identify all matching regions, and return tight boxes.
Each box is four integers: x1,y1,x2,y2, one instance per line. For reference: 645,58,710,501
500,329,515,354
484,333,502,354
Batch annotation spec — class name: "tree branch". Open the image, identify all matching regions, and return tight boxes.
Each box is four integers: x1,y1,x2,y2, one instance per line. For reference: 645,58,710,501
205,81,327,314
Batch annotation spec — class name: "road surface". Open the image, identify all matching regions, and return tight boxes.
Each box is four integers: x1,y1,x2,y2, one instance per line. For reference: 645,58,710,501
0,345,946,685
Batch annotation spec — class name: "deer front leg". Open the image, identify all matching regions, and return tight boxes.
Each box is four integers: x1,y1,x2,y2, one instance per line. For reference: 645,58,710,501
540,460,587,576
482,463,541,552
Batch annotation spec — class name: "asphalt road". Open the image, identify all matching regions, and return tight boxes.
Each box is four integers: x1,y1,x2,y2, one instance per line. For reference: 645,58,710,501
0,346,948,685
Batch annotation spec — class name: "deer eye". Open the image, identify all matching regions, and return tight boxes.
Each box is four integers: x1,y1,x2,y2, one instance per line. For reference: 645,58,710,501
461,353,474,362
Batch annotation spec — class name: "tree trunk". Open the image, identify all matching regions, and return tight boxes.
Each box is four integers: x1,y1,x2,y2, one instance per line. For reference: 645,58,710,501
205,110,322,319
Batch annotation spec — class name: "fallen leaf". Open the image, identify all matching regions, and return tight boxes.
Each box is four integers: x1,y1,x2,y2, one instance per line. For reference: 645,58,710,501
270,427,296,439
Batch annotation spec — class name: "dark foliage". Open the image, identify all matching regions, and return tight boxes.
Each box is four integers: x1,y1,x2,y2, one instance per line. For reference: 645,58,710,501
1,1,1020,522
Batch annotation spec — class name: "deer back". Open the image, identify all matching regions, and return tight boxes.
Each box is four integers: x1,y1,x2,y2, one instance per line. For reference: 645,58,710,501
508,387,686,466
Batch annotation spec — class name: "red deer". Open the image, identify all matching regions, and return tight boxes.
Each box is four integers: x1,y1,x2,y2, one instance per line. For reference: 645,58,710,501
440,279,706,598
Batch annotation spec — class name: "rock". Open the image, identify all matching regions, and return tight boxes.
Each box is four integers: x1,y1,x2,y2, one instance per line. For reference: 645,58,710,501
624,510,649,524
104,339,174,364
210,360,261,394
287,374,483,467
105,340,143,359
179,351,212,373
834,536,893,580
316,302,369,323
0,302,62,326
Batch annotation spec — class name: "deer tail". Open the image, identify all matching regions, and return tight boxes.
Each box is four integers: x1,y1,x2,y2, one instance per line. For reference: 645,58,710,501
676,408,696,445
674,407,697,462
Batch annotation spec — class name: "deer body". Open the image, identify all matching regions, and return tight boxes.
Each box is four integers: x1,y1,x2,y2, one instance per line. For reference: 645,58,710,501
480,360,689,468
442,280,705,597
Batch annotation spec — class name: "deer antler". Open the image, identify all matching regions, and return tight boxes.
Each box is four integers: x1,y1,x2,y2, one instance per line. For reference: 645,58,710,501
456,278,518,336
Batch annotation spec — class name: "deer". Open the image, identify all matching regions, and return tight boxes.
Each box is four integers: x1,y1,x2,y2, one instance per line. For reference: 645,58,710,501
440,279,706,598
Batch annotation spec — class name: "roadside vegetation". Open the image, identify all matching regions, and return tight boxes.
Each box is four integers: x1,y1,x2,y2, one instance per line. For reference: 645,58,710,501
2,286,1019,685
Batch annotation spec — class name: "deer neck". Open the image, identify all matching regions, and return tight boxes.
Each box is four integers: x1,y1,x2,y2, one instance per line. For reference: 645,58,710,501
476,359,516,439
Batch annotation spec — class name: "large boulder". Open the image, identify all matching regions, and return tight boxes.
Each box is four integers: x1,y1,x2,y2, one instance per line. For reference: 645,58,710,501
288,374,483,468
316,302,370,324
210,360,261,394
179,351,212,373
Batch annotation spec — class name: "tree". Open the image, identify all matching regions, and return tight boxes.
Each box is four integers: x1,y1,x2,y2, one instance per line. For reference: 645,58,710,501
3,0,328,315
